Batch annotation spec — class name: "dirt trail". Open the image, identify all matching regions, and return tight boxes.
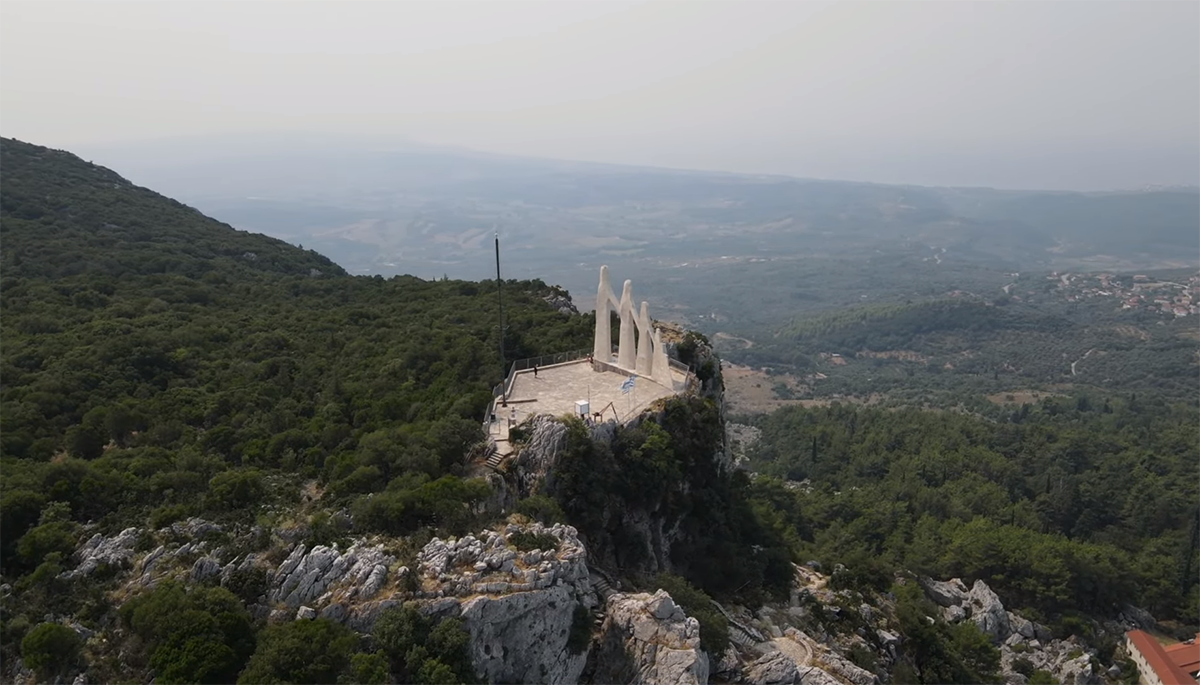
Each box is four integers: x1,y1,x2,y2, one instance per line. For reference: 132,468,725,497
1070,348,1096,376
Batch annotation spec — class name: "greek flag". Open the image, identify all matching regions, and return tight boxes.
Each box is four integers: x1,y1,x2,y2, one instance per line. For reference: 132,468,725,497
621,375,637,394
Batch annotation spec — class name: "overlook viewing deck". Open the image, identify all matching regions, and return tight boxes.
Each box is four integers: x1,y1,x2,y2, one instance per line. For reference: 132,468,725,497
482,266,698,467
485,357,693,464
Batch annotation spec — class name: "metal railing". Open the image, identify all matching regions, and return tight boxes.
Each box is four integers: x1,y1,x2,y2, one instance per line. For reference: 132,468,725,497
481,346,701,425
483,348,593,424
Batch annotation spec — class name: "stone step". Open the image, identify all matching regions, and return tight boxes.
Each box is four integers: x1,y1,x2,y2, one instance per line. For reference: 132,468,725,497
592,576,614,601
729,626,759,648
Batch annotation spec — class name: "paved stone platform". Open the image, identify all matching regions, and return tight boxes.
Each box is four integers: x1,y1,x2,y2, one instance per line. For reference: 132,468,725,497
485,359,686,458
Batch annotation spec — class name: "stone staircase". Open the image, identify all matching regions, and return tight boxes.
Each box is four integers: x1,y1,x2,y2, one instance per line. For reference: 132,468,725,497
479,438,513,471
485,445,503,469
711,599,766,650
728,623,761,649
590,572,616,626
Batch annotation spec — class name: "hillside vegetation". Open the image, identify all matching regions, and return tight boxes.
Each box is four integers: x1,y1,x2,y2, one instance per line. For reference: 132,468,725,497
0,138,600,679
740,289,1200,404
742,398,1199,628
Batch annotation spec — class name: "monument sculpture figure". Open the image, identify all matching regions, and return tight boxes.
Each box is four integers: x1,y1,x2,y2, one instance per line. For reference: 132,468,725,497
593,266,674,388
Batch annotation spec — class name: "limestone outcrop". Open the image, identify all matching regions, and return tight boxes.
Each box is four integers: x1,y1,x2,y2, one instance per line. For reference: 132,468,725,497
919,576,1098,685
459,584,588,684
589,590,709,685
65,527,140,579
513,416,571,497
415,522,590,598
407,522,596,684
267,542,395,608
746,651,802,684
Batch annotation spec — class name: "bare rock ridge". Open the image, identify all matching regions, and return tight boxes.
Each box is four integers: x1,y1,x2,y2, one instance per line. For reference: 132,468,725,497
268,541,396,610
918,576,1100,685
65,510,1154,685
589,590,709,685
403,523,593,684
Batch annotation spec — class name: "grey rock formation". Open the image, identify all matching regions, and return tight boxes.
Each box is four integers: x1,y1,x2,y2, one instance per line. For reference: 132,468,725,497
414,523,590,600
799,665,847,685
136,545,168,585
820,650,880,685
268,542,395,608
891,576,1105,685
920,577,970,607
369,523,600,683
296,606,316,620
513,416,571,496
460,584,587,685
542,291,578,316
66,527,140,578
590,590,708,685
968,579,1012,640
1009,613,1037,640
190,556,221,582
746,651,801,685
169,517,222,538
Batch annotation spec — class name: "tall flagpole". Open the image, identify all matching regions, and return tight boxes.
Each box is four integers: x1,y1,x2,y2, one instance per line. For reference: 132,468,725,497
496,232,507,406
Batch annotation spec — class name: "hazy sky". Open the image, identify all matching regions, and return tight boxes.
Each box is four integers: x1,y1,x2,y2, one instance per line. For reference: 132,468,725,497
2,1,1198,190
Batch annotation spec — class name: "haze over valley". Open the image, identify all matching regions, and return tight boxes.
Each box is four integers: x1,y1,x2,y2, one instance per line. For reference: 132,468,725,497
2,2,1198,685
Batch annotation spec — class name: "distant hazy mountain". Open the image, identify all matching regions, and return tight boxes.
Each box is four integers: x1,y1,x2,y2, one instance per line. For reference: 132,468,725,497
73,134,1199,301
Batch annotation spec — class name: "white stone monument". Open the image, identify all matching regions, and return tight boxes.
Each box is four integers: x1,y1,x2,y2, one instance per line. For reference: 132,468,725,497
593,266,674,389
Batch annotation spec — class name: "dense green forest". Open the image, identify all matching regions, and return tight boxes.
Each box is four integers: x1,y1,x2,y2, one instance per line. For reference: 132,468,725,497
741,397,1200,629
0,138,600,680
3,136,1197,683
735,289,1200,404
1,139,797,682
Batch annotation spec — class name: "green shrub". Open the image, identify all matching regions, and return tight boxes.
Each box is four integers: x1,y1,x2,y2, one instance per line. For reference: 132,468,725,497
848,643,878,672
21,622,82,677
507,425,530,444
372,604,476,683
121,582,255,684
1012,656,1036,676
208,468,266,509
149,503,191,529
238,618,359,684
1029,669,1058,684
343,651,389,684
17,521,76,568
514,495,566,524
567,603,593,654
508,531,558,552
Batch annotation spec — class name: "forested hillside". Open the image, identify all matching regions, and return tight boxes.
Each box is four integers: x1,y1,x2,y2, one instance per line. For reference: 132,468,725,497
746,290,1200,404
0,138,601,680
741,398,1200,630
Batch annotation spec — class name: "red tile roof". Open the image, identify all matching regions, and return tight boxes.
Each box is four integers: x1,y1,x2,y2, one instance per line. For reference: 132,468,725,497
1128,630,1198,685
1164,637,1200,677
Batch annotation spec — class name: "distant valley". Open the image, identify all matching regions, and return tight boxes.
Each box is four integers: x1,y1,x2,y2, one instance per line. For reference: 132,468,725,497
76,135,1200,407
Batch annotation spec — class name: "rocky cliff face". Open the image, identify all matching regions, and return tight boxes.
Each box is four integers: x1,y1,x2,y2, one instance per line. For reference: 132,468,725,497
919,576,1103,685
588,590,709,685
513,415,571,498
409,522,595,684
58,510,1150,685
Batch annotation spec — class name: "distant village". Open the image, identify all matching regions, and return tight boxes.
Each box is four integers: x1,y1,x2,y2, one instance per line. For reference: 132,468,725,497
1005,271,1199,318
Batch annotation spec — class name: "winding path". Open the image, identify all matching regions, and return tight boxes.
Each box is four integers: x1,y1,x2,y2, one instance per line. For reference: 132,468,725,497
1070,348,1096,376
